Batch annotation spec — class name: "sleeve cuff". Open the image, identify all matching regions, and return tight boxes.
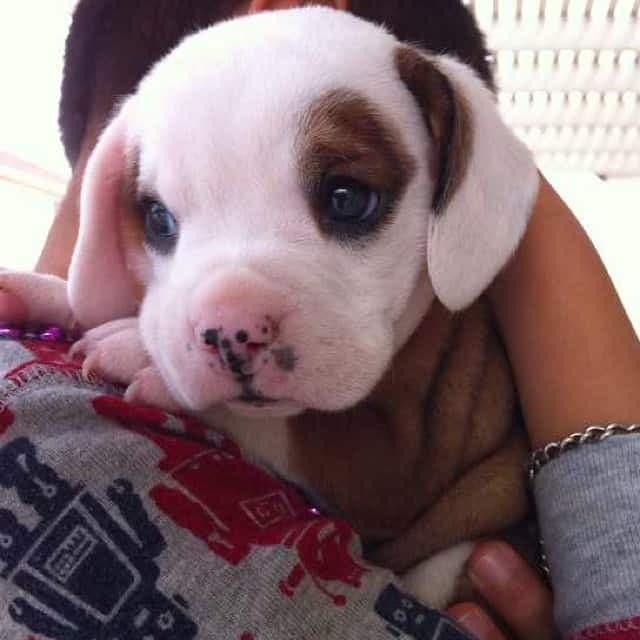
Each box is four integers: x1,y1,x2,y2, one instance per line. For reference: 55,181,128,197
534,434,640,636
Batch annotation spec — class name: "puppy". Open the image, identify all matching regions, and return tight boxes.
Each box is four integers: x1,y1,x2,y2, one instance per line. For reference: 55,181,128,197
0,7,539,606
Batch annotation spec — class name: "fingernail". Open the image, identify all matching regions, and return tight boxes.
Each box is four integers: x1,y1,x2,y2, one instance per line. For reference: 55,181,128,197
450,608,495,639
469,543,519,591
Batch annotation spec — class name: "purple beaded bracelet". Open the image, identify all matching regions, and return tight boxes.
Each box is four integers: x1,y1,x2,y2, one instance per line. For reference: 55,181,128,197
0,323,79,343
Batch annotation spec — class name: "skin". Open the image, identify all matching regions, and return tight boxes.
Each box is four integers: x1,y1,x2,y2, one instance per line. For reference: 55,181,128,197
0,289,27,322
490,175,640,449
449,542,555,640
451,175,640,639
7,1,639,637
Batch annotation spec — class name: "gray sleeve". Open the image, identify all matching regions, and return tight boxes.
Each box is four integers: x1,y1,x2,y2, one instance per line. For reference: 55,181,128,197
533,434,640,637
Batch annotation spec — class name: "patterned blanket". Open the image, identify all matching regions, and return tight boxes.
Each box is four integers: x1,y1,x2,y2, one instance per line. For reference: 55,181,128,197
0,337,471,640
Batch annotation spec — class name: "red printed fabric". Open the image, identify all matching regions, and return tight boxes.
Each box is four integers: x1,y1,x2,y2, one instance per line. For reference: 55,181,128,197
0,337,473,640
569,618,640,640
91,395,366,607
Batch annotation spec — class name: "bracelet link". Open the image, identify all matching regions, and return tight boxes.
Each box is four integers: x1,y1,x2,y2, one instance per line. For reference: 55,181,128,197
529,423,640,482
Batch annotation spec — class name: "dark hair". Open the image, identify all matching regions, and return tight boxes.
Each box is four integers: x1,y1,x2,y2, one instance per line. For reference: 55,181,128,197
350,0,493,87
60,0,492,166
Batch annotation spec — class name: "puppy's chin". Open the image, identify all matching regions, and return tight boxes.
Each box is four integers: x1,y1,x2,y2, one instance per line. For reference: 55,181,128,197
224,399,305,419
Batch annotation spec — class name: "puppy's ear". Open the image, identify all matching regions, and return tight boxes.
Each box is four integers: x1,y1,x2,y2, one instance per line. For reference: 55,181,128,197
395,47,539,311
68,101,142,328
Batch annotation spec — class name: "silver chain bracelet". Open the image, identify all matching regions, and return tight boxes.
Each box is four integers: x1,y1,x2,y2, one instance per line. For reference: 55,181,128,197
529,423,640,578
528,423,640,482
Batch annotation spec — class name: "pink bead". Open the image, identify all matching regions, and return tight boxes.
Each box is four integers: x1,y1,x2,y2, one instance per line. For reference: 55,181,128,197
40,325,65,342
0,324,23,340
0,322,79,343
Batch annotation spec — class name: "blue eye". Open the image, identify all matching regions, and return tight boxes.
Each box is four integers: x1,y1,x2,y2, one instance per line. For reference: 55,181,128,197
141,199,178,253
323,177,380,224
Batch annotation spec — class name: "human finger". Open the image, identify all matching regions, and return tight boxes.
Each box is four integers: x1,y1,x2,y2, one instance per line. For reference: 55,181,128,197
467,542,556,640
448,602,508,640
0,288,28,323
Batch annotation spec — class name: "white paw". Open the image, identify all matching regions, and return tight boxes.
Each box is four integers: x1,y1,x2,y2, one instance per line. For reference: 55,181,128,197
124,366,181,412
402,542,475,610
71,318,151,386
0,270,72,326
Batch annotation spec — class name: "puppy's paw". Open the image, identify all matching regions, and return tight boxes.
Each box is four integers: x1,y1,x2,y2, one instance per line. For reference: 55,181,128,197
125,366,181,412
72,318,150,386
0,270,71,326
402,542,475,609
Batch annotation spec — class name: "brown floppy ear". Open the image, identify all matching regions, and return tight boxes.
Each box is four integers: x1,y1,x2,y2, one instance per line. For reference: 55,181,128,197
395,47,471,215
395,46,539,311
68,100,143,329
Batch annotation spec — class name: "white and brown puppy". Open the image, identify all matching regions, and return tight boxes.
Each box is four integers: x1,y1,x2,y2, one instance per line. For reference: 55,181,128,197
0,7,538,606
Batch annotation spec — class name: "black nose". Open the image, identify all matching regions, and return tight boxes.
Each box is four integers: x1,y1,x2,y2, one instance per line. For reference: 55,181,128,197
203,328,219,347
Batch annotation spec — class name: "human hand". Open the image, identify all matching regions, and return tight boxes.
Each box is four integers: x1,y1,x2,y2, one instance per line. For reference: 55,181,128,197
448,542,556,640
0,270,72,327
0,287,26,323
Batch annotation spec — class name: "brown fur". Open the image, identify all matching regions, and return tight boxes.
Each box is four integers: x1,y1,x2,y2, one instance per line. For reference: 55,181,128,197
290,300,530,571
297,89,416,236
395,47,473,214
56,0,534,591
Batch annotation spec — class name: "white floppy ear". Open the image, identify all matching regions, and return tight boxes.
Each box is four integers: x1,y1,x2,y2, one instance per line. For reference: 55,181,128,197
68,100,143,329
396,47,539,311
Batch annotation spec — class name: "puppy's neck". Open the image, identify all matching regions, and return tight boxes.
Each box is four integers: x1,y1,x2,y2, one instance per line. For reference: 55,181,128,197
201,405,297,478
200,296,462,528
202,272,435,490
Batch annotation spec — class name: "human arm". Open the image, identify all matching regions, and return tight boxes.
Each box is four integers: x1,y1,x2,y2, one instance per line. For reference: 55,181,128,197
35,199,79,278
489,174,640,448
465,174,640,639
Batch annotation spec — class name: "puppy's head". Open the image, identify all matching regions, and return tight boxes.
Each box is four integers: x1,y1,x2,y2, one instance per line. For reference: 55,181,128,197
69,7,538,417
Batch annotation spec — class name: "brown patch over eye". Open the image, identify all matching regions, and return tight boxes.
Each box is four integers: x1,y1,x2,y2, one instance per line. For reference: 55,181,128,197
394,46,472,214
296,88,416,243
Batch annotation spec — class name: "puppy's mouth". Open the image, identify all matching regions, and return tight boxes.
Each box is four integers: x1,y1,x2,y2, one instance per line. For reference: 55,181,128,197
226,395,305,418
235,393,280,407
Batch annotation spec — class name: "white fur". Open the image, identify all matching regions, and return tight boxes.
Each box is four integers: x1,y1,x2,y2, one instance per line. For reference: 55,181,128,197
403,541,475,609
69,108,140,327
427,56,539,311
0,7,538,607
62,9,429,418
64,7,537,421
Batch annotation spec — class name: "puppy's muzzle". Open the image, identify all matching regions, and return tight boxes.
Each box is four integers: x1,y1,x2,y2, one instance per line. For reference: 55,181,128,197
189,271,291,380
199,312,278,376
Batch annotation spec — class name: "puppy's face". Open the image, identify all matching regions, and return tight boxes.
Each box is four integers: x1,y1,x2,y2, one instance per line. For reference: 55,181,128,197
70,8,538,418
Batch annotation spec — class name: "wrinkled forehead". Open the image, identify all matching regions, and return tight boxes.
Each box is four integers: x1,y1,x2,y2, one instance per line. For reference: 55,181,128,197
128,8,426,188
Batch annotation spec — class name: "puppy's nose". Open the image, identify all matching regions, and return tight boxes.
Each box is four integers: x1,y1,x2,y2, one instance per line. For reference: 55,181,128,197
197,311,279,375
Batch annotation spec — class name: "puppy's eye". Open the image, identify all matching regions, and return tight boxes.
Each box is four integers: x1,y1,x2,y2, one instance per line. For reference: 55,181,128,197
322,177,380,225
140,199,179,254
